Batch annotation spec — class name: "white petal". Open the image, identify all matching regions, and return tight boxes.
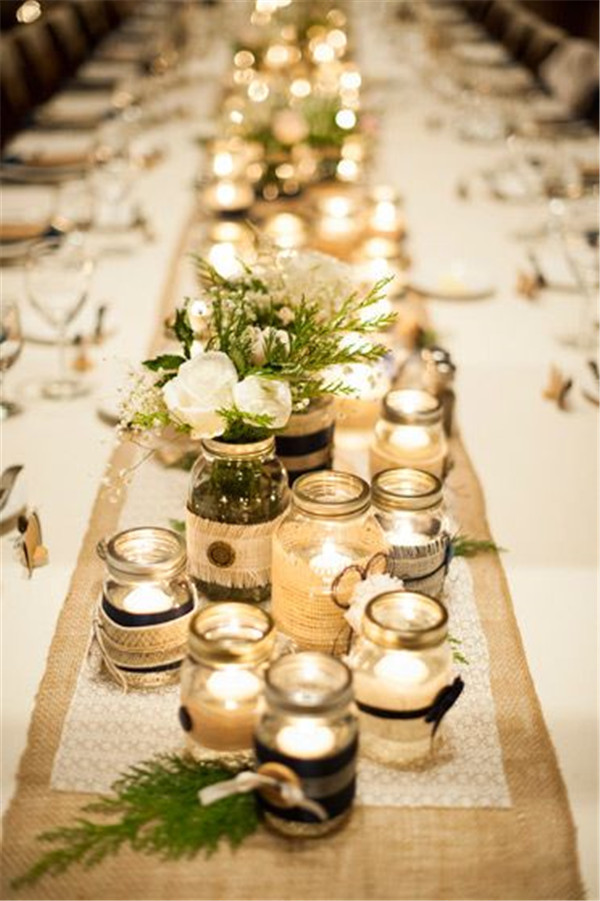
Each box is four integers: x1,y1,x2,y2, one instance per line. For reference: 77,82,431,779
233,375,292,429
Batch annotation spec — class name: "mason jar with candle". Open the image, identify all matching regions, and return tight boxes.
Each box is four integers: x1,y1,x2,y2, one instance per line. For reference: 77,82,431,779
187,437,289,604
347,591,463,765
254,652,358,837
179,602,275,754
372,468,450,600
271,471,388,654
370,388,449,480
96,527,196,689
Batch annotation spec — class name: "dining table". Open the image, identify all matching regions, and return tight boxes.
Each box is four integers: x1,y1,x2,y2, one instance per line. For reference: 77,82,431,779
1,2,597,898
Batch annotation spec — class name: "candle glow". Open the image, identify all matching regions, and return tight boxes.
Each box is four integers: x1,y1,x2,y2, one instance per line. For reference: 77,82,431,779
310,539,352,580
277,721,336,758
122,585,172,615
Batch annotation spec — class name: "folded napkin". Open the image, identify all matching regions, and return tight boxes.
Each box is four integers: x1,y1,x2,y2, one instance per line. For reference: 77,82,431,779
4,131,94,169
35,92,115,127
540,39,600,116
0,185,55,241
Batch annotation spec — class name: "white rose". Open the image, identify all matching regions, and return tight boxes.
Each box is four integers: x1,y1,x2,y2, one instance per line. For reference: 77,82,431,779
162,351,238,438
233,375,292,429
186,298,211,335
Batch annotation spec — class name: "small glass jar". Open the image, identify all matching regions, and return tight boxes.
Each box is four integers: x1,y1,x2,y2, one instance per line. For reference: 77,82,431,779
370,388,448,480
254,652,358,837
186,438,290,604
179,602,275,754
271,471,388,654
348,591,458,765
372,468,450,599
96,527,195,689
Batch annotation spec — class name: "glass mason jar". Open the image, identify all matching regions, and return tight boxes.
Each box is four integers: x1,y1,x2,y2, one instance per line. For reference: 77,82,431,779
271,471,388,654
275,397,335,486
96,527,196,689
347,591,462,766
179,602,275,754
186,438,290,604
254,652,358,838
370,388,448,480
372,468,450,600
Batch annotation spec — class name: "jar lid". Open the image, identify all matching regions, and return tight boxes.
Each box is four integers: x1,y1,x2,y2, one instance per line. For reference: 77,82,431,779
363,591,448,649
265,652,353,714
202,437,275,459
97,527,187,582
372,468,443,512
188,602,275,665
382,388,442,425
292,470,370,518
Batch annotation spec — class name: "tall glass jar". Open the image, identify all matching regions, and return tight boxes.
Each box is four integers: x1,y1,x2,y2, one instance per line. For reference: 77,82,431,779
254,652,358,838
271,471,388,654
372,468,450,599
369,388,448,480
179,602,275,754
186,438,290,604
347,591,462,765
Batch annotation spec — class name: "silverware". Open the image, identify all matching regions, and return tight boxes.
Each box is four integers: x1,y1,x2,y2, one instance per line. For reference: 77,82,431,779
0,465,24,513
526,250,547,289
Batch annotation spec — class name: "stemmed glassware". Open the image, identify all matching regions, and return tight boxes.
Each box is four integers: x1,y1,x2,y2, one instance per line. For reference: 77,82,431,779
0,300,24,419
25,236,95,400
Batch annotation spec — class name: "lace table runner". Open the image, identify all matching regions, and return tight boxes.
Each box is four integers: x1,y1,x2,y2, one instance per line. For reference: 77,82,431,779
51,454,510,808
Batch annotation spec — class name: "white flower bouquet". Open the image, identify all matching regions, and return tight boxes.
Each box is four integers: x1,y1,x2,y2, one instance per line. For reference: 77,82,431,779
121,248,395,445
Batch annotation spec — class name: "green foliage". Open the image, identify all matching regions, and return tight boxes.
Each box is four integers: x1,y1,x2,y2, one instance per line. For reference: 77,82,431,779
173,308,195,359
448,635,469,666
216,406,275,443
13,756,258,889
142,354,187,373
168,519,186,533
451,534,506,557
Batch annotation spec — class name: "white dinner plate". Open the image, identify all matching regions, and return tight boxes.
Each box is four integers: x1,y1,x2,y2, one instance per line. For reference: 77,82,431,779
409,260,496,299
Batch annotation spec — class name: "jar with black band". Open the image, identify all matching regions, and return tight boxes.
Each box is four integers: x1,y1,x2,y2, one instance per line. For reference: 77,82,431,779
347,590,463,765
254,652,358,837
372,468,451,600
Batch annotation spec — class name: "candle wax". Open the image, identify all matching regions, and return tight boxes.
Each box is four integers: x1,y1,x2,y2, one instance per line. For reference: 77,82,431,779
310,539,352,580
122,585,172,614
206,668,261,708
277,721,336,759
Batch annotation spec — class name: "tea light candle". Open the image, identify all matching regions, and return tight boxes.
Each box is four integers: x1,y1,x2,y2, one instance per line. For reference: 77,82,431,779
310,539,352,580
371,389,448,479
203,179,254,214
122,584,172,615
264,212,307,249
277,720,337,758
206,668,262,707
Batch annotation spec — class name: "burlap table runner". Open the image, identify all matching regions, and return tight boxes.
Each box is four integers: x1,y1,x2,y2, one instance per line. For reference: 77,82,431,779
0,160,584,901
0,428,584,900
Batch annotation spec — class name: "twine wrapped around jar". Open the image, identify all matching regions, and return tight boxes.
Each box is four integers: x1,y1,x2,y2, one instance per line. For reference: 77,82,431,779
387,533,450,600
271,519,386,654
94,600,197,692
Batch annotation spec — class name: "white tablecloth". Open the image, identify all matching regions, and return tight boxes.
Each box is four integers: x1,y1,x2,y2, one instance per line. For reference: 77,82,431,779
2,6,598,896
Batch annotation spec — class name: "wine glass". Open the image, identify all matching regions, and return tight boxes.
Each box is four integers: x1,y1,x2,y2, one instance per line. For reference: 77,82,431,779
0,300,24,419
25,237,94,400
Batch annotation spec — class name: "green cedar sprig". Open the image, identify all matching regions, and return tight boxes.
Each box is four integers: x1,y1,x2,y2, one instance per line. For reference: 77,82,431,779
451,534,506,557
448,635,469,666
13,755,258,890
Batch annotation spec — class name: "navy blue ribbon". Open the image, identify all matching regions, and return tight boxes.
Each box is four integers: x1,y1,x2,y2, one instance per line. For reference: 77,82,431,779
357,676,464,738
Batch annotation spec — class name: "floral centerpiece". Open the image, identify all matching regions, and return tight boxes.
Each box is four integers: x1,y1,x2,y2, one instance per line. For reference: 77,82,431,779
121,248,394,604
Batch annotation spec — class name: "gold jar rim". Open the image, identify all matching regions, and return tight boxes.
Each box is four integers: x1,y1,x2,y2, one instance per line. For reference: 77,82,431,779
188,602,275,665
363,591,448,650
382,389,442,426
97,527,187,582
292,470,370,519
202,437,275,459
372,468,443,512
265,651,353,714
